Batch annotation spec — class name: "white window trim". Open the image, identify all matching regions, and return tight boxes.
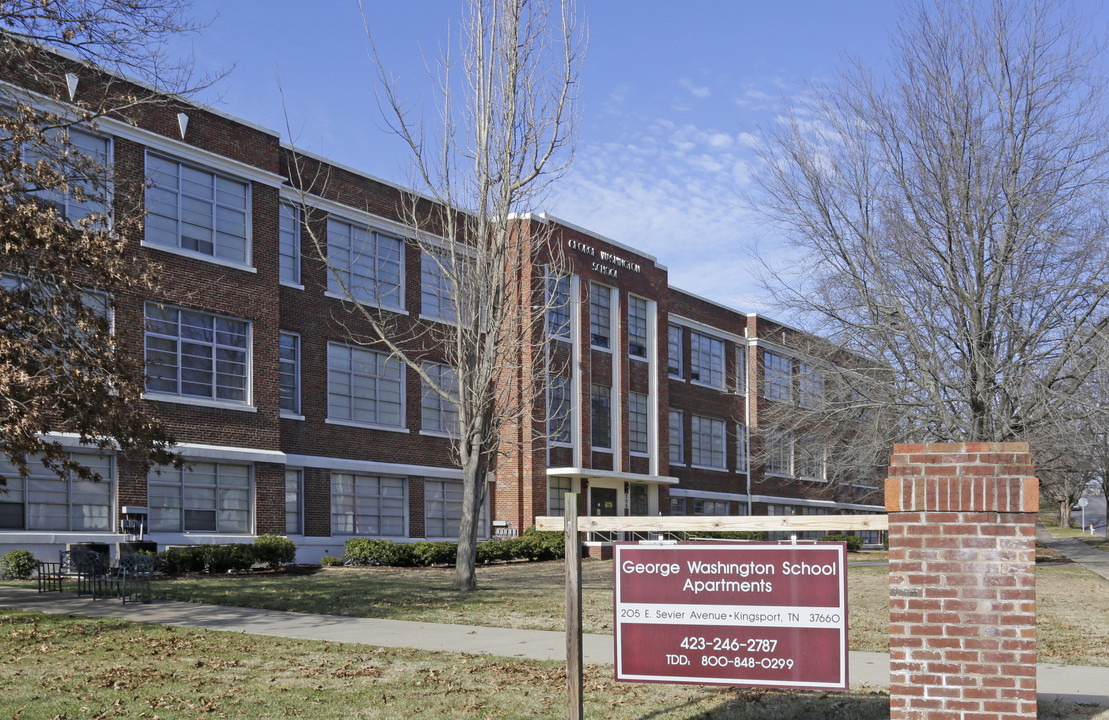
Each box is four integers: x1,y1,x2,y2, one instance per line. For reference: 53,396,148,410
143,302,253,407
324,216,407,313
627,294,649,361
279,330,301,418
279,201,302,288
142,392,258,413
143,150,255,271
326,342,407,430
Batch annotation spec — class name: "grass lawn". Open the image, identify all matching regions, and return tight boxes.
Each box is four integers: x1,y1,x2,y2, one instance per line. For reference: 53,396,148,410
139,554,1109,666
1,610,1104,720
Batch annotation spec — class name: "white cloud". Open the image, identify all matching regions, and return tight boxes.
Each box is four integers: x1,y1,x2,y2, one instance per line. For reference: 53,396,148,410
678,78,711,99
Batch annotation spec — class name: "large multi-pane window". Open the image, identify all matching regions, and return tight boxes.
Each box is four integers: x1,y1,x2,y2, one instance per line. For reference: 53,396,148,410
735,346,747,394
285,469,303,535
547,375,572,444
766,428,793,475
799,363,823,409
545,270,571,339
279,332,300,414
330,473,405,536
27,127,111,221
421,361,459,435
279,202,301,284
148,462,251,533
421,249,456,322
425,480,462,538
145,153,249,263
327,343,404,427
629,392,649,454
547,477,572,517
326,218,404,309
425,479,485,538
668,325,683,377
589,283,611,349
736,423,748,472
0,453,113,531
691,414,726,469
690,332,724,388
764,351,793,402
798,436,826,481
628,296,648,358
591,384,612,450
144,302,250,403
670,496,730,516
669,410,684,466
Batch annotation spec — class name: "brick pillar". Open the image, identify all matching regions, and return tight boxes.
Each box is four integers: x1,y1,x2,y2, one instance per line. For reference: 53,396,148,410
885,442,1038,720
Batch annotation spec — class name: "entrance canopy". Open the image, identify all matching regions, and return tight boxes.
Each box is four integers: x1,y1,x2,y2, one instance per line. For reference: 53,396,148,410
546,467,679,486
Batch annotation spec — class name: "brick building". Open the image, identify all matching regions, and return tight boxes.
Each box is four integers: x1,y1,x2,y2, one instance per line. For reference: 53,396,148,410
0,58,884,563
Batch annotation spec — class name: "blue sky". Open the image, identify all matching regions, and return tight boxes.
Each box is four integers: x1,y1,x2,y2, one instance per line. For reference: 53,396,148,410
167,1,902,314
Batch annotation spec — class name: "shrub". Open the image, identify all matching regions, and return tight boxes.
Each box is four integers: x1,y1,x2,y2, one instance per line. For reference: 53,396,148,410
157,546,207,575
822,534,864,552
412,541,456,566
0,549,37,579
343,538,416,567
321,556,344,567
254,535,297,570
679,530,767,542
476,539,515,564
519,526,565,560
204,544,255,574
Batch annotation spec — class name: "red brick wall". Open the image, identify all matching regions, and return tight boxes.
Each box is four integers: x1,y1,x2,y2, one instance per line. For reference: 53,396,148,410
886,442,1038,720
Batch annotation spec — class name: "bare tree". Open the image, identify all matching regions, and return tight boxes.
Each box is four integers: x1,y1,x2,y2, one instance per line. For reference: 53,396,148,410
754,0,1109,455
0,2,214,484
293,0,582,591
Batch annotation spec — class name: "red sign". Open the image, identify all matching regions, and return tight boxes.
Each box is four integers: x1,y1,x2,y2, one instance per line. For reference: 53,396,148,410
613,542,848,691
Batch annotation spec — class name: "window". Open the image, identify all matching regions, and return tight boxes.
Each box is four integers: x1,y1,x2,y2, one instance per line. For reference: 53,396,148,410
545,269,571,339
148,462,251,533
421,361,459,435
591,384,612,450
669,410,684,466
690,332,724,387
798,436,826,481
326,218,403,309
691,414,726,469
629,392,648,454
285,469,303,535
548,477,572,517
0,453,113,531
736,423,748,472
766,428,793,475
279,202,301,284
799,363,823,409
764,351,792,402
279,332,300,414
671,496,729,516
144,302,250,403
628,296,648,358
26,126,111,221
145,153,249,263
736,346,747,394
425,479,486,538
668,325,683,377
331,472,405,536
421,249,456,322
327,344,404,427
547,375,572,444
589,283,611,349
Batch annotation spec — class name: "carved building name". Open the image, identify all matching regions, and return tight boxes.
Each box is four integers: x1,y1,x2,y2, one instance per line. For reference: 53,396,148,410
567,238,642,278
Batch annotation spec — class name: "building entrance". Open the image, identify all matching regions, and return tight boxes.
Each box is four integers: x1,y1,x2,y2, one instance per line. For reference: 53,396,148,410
590,488,617,517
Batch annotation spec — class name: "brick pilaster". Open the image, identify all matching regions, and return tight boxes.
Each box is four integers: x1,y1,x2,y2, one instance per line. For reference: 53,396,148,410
886,442,1038,720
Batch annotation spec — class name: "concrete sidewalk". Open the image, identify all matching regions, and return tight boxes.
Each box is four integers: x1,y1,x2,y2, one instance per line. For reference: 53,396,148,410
1036,525,1109,583
1,586,1107,706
